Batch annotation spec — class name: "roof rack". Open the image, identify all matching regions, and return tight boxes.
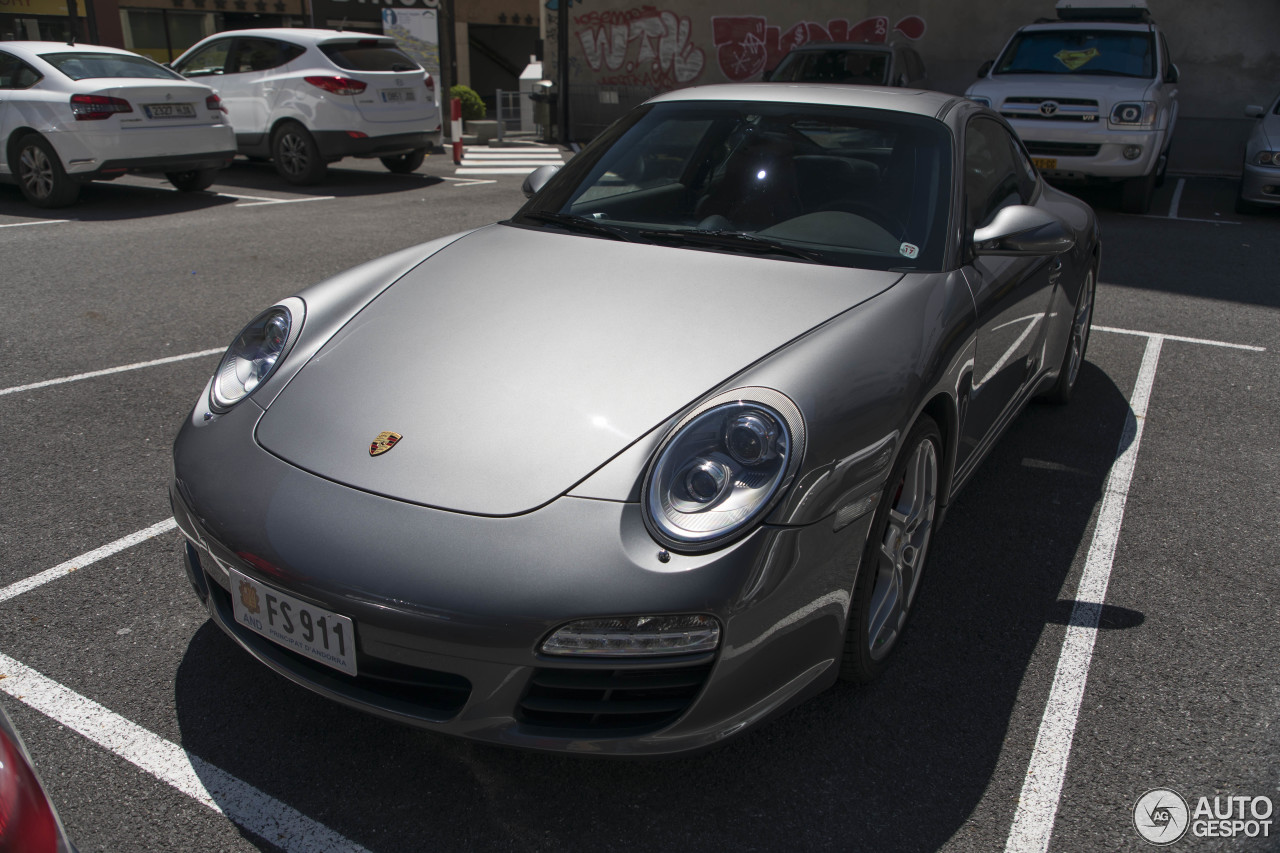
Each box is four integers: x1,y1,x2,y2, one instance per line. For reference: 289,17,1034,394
1055,0,1152,22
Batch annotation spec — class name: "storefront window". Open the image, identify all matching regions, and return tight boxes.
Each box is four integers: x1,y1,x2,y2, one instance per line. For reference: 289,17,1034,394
119,8,214,63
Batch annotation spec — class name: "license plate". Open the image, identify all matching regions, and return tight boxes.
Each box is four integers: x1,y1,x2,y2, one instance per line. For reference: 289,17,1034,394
143,103,196,119
1031,157,1058,171
229,568,357,676
380,88,416,103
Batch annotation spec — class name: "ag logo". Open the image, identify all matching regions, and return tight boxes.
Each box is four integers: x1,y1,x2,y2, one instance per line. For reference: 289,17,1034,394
1134,788,1190,845
369,431,403,456
238,579,261,614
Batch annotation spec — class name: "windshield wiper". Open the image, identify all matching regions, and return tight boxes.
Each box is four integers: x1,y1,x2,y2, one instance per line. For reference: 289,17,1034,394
637,229,823,262
517,211,637,242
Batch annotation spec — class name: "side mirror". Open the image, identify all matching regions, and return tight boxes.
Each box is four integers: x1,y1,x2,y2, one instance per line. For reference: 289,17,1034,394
1164,63,1179,84
1245,104,1265,119
977,60,993,78
973,205,1074,256
521,164,560,199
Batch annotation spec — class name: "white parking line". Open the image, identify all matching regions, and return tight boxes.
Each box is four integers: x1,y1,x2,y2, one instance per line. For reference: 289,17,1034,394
235,196,335,208
1095,325,1265,351
1005,328,1263,852
0,519,177,603
1167,178,1186,219
0,348,223,398
0,220,69,229
0,652,370,853
1005,334,1163,853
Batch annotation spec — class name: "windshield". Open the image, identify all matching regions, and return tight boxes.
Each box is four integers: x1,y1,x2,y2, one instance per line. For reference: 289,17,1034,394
513,100,953,272
41,51,181,81
995,29,1155,78
769,49,890,85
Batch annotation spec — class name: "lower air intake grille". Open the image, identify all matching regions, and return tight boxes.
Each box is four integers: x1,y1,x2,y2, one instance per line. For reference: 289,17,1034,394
1023,141,1102,158
517,660,713,735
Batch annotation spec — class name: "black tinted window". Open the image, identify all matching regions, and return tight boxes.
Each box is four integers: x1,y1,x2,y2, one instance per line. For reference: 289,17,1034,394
232,38,299,73
41,51,181,81
965,118,1024,230
319,41,419,72
770,49,889,85
0,51,42,88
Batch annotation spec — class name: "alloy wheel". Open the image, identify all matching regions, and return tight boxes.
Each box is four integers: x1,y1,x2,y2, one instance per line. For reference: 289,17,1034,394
18,144,55,200
866,436,938,659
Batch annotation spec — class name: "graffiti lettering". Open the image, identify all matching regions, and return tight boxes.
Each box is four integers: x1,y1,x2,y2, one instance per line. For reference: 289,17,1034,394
576,6,705,87
711,15,925,81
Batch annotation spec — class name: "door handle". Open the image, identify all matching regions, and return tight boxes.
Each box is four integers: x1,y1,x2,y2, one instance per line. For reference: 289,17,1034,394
1048,257,1063,284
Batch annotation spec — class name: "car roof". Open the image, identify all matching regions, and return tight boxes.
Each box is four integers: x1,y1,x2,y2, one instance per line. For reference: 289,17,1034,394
0,41,141,59
648,83,959,120
197,28,398,45
1018,19,1156,32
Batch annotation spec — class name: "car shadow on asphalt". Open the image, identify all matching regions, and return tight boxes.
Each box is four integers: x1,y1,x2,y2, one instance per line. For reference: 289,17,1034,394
0,166,446,222
210,158,448,198
172,361,1135,853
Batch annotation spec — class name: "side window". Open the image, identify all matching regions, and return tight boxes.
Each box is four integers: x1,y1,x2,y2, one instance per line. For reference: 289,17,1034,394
0,52,42,89
1158,32,1172,79
231,39,293,73
964,117,1024,231
174,40,231,77
1004,129,1039,202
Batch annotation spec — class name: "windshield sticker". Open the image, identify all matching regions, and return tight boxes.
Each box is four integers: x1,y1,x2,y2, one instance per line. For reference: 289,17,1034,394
899,242,919,259
1055,48,1100,71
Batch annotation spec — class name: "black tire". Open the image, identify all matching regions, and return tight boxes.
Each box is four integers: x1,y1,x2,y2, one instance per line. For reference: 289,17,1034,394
271,122,327,185
165,167,220,192
1120,168,1157,214
381,148,427,174
13,133,80,208
1043,265,1096,404
840,416,942,683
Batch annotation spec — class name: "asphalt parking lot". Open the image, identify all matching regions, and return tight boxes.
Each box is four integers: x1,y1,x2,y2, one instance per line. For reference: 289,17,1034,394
1,156,1277,853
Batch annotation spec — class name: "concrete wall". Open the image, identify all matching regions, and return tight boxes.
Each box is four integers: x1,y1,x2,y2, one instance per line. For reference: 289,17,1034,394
551,0,1278,163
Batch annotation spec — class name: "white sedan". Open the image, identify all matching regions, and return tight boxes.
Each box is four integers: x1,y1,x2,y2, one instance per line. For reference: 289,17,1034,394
0,42,236,208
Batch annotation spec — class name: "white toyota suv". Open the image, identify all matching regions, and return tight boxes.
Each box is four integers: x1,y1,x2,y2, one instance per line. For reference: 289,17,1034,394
966,0,1179,213
172,29,442,185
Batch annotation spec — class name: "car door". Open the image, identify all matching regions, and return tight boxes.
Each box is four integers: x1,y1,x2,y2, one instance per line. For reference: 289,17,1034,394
0,51,49,179
957,116,1059,466
172,38,238,130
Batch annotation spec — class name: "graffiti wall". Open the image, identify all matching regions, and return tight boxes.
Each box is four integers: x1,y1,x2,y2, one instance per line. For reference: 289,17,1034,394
575,7,706,87
712,15,925,81
570,8,927,89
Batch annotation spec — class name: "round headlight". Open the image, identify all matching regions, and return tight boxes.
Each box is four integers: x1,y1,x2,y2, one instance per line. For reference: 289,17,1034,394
644,391,804,551
210,305,297,411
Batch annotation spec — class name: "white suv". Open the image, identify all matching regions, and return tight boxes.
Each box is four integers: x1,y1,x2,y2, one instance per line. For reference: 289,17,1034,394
966,0,1179,213
172,29,442,185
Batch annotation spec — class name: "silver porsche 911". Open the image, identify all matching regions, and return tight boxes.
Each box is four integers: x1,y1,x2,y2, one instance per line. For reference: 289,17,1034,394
171,84,1099,756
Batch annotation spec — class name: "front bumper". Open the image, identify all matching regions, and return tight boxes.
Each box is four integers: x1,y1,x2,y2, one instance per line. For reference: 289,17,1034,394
1010,121,1166,181
1239,163,1280,206
170,401,870,755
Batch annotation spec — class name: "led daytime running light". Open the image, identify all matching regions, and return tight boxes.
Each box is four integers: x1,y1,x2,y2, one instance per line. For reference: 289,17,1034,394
541,615,721,657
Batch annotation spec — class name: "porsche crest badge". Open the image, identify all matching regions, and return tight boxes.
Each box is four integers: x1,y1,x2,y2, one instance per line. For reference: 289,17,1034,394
370,431,403,456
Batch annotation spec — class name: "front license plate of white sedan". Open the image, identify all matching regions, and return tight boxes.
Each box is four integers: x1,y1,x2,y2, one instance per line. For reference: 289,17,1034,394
380,89,416,103
1031,157,1058,171
143,103,197,119
228,568,357,676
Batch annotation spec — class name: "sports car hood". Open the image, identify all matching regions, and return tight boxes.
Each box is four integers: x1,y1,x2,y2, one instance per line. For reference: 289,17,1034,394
257,224,900,515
